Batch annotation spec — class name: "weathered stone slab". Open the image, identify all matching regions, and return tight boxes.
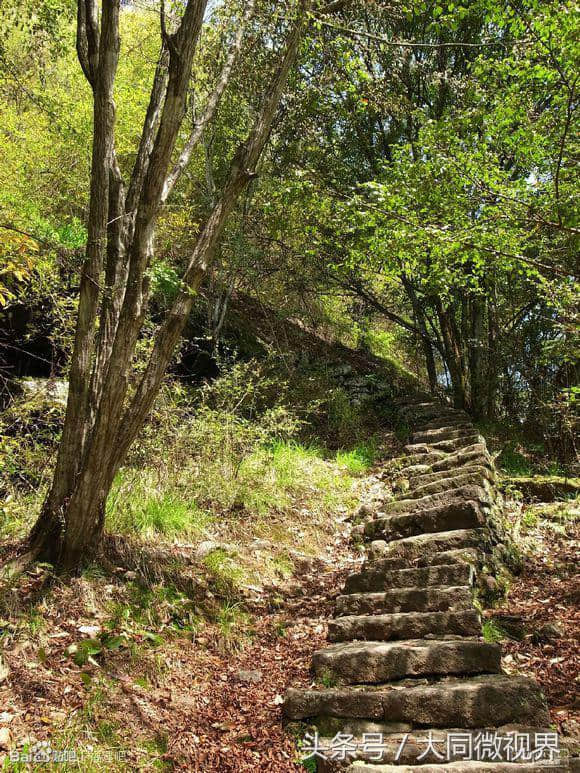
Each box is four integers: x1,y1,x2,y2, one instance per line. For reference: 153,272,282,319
312,639,500,684
336,586,473,616
368,530,486,563
344,563,473,594
365,546,480,568
381,675,550,728
430,447,491,474
328,609,482,643
410,465,495,489
283,675,550,728
405,434,482,455
408,473,494,501
412,426,482,443
365,501,485,542
401,406,470,424
382,487,490,517
284,686,386,721
420,416,474,430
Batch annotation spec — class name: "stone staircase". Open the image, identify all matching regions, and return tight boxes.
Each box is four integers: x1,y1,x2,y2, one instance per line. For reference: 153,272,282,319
283,398,572,771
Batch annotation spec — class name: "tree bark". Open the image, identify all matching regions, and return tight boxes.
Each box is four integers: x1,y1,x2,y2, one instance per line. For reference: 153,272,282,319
468,294,487,420
29,0,310,571
435,298,467,409
402,275,438,394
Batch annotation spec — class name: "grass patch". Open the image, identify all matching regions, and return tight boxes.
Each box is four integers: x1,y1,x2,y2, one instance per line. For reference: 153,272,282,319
482,619,507,643
104,438,359,543
106,470,213,538
496,443,533,476
203,548,246,593
213,601,251,652
336,441,377,474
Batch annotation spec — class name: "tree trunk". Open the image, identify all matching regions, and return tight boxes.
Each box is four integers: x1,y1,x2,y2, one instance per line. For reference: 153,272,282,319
468,294,487,420
28,0,310,571
402,276,438,394
435,298,467,409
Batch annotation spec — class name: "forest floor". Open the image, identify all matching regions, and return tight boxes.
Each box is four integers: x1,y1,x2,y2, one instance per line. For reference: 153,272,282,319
0,535,358,771
0,442,382,772
0,458,578,771
491,498,580,743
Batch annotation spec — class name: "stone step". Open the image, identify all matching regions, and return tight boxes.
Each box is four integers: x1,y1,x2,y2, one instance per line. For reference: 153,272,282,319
368,530,486,563
399,402,453,416
366,546,480,568
394,394,435,407
429,446,491,474
420,416,474,431
399,450,491,479
382,487,490,517
408,473,493,501
312,639,501,684
410,465,495,489
328,609,482,643
401,406,470,423
412,426,481,443
283,674,550,728
405,434,482,455
344,563,473,595
399,463,433,478
336,586,473,616
346,762,569,772
365,502,485,542
399,399,440,407
402,451,448,469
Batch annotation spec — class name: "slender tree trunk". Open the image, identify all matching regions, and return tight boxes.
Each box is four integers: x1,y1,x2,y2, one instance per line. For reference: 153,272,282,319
435,298,467,409
468,294,487,420
29,0,310,571
402,276,437,394
486,292,498,420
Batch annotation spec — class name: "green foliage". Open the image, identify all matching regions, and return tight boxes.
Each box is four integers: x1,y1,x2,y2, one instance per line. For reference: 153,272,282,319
101,362,360,539
203,548,246,593
482,620,507,644
0,384,64,490
496,444,533,477
336,442,377,474
318,669,338,688
106,478,212,538
324,386,365,444
214,601,251,652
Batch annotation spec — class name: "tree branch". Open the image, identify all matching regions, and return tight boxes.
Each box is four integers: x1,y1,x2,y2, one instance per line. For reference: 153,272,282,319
115,0,313,460
315,18,511,49
162,0,256,203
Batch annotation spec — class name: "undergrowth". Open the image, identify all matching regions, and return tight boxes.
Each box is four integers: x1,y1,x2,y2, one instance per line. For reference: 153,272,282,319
0,359,374,576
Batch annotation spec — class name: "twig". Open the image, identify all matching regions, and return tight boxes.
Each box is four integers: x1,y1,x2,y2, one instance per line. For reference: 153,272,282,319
314,17,512,49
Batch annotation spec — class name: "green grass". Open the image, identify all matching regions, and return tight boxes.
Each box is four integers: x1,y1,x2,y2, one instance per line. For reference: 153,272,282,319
336,441,377,474
213,601,251,651
106,470,213,537
496,443,533,476
482,619,507,643
203,548,246,592
238,441,358,515
104,438,359,540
